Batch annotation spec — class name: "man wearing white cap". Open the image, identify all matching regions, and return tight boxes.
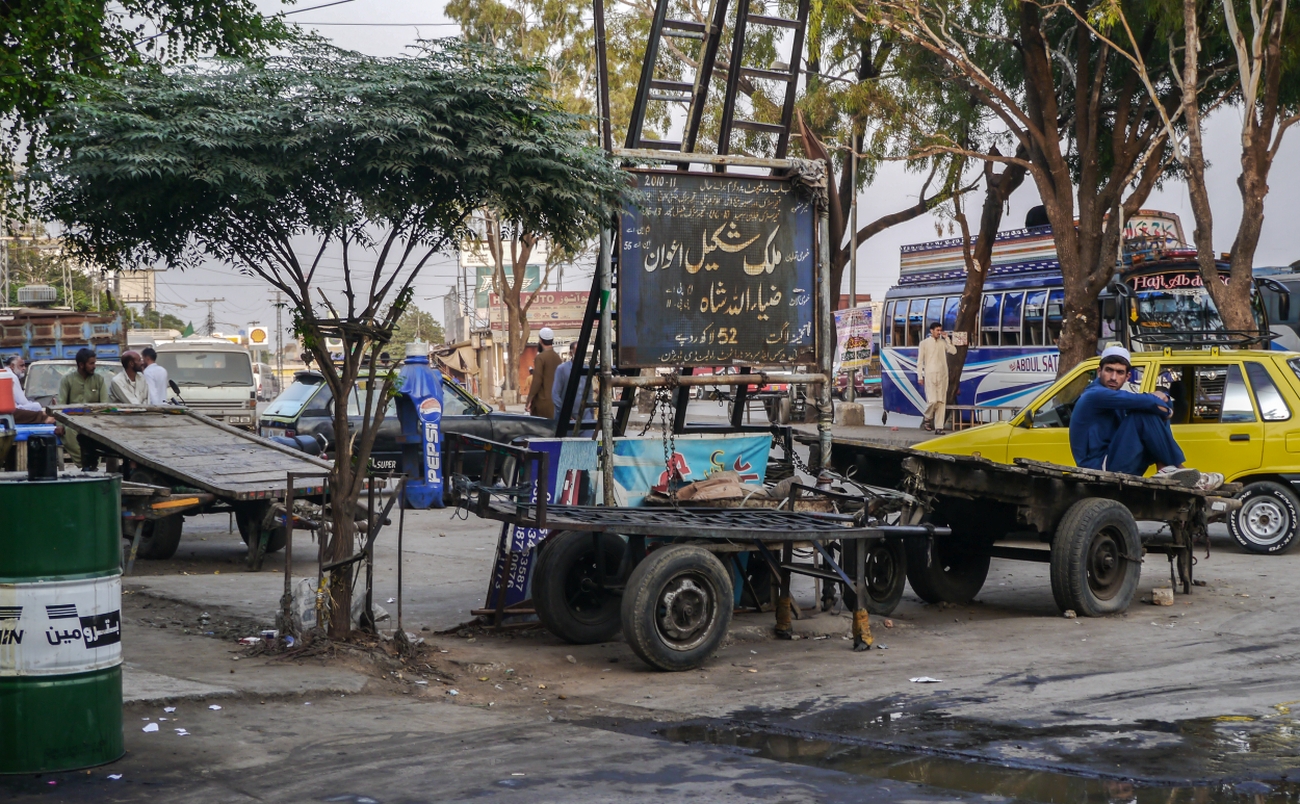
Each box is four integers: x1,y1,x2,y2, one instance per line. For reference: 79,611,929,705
1068,345,1222,491
526,327,561,420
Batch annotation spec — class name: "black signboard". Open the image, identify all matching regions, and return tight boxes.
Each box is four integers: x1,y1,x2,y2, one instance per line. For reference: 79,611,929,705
618,170,817,367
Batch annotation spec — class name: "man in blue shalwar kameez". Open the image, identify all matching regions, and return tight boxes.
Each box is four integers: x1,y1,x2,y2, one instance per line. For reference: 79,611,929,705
1068,346,1223,491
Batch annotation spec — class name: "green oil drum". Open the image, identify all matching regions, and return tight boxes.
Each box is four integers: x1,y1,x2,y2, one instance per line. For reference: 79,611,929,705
0,476,123,774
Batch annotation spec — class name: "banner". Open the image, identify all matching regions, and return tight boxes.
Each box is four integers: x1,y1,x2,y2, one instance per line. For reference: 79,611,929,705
488,291,588,331
612,432,772,507
484,439,600,610
834,305,873,372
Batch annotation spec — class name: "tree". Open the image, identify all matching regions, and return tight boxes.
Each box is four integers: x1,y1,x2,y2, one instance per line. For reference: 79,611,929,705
36,41,626,639
389,306,446,356
1,0,287,190
875,0,1204,371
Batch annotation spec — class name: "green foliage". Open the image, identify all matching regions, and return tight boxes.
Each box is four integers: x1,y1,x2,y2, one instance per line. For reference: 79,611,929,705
1,0,288,185
35,39,626,282
389,306,446,355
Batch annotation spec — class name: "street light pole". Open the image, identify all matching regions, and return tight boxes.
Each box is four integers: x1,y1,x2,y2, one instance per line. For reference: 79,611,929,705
847,145,858,403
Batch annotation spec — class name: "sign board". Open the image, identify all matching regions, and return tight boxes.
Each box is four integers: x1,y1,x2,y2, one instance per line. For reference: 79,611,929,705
460,239,549,268
487,291,588,331
475,264,541,309
248,326,269,345
618,171,817,367
834,305,873,372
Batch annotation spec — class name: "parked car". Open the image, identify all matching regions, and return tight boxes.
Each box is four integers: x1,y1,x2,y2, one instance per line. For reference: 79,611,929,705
259,371,553,475
919,349,1300,555
252,362,282,402
24,359,122,407
833,370,881,400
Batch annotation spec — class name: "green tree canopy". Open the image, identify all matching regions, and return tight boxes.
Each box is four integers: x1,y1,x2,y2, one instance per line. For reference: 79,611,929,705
33,40,626,635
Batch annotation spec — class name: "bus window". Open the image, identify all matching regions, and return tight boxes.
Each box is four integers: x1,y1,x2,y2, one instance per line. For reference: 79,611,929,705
981,294,1001,345
1046,289,1065,344
1024,290,1047,345
908,299,925,345
925,298,943,331
890,301,906,346
943,297,959,332
1002,292,1024,346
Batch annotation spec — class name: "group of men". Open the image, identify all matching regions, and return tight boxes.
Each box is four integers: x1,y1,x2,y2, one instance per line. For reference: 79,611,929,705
524,327,590,426
2,347,170,469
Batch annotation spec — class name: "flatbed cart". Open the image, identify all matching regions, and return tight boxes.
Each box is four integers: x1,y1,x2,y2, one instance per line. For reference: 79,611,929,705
824,440,1241,616
446,433,949,672
49,405,331,568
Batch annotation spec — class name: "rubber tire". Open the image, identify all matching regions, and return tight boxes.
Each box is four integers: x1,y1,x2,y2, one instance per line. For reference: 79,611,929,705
1229,481,1300,555
533,531,625,644
529,534,560,633
1050,498,1141,616
840,538,908,615
236,506,287,554
127,470,184,560
904,536,990,605
621,545,733,672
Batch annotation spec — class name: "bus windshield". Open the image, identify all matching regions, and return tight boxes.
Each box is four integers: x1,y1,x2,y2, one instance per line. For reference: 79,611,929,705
1127,270,1266,345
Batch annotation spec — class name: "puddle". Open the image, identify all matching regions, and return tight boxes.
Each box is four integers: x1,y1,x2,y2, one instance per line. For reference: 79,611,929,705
635,717,1300,803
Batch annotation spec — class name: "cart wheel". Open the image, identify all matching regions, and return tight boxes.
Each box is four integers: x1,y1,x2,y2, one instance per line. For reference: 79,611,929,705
127,470,184,560
1050,498,1141,616
621,545,733,672
236,504,287,553
532,531,625,644
1228,481,1300,554
904,536,990,605
841,538,907,616
529,535,560,632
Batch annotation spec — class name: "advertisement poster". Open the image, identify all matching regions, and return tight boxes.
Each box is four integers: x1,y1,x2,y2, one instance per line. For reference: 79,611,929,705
611,433,772,507
834,305,873,373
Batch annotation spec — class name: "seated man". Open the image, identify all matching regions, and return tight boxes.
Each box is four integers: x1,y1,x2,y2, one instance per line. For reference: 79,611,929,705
2,355,57,426
1068,346,1222,491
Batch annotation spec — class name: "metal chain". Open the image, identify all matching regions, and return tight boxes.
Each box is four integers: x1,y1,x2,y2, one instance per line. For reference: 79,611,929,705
657,386,679,508
637,388,660,437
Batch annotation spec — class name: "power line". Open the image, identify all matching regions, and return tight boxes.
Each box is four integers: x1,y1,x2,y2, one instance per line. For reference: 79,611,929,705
194,297,226,335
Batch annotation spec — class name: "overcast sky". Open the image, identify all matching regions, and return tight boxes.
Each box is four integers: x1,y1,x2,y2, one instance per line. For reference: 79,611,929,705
152,0,1300,338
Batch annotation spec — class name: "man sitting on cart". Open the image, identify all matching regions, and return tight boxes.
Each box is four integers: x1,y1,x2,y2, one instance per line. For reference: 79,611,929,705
1068,345,1222,491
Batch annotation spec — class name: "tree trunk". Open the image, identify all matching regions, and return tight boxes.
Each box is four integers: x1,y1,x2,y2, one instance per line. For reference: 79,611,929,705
947,154,1028,402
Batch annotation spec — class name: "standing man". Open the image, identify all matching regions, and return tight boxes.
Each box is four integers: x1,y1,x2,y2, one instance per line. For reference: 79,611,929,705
109,350,149,405
141,347,169,405
3,355,55,425
552,341,592,428
526,327,561,420
57,347,110,468
915,322,957,433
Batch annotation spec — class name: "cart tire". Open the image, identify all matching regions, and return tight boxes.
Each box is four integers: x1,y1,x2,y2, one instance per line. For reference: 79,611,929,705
529,535,560,633
236,505,287,553
126,470,184,560
841,538,907,616
904,537,989,605
533,531,625,645
621,545,733,671
1229,481,1300,554
1050,498,1141,616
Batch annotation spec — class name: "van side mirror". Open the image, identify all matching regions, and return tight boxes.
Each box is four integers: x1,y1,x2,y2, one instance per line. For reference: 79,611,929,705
1021,408,1034,428
168,380,180,395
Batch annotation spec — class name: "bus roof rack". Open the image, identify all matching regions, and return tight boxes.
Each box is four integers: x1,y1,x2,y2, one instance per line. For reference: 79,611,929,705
1129,330,1275,348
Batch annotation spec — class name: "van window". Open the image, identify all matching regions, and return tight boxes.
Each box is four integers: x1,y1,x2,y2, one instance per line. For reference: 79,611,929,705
158,350,254,387
1159,364,1256,424
1031,370,1095,428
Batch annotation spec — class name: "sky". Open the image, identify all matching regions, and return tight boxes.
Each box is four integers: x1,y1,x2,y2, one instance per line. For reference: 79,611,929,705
150,0,1300,339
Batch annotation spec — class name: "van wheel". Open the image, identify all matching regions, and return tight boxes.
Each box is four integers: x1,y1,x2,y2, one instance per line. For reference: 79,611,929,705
1229,481,1300,554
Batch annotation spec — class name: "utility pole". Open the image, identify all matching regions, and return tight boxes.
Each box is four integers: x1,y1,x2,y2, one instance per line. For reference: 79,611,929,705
274,291,284,383
848,146,858,403
195,297,225,335
1,237,8,310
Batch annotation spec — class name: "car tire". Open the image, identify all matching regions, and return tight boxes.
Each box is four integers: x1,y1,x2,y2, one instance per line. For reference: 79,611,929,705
1229,481,1300,555
621,545,732,672
1050,498,1141,616
533,531,624,644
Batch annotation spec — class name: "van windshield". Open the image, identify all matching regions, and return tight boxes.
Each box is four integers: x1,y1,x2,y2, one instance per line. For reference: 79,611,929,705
264,381,322,417
157,351,254,387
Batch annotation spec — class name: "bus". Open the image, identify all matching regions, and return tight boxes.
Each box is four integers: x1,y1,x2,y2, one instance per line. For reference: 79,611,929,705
880,211,1277,422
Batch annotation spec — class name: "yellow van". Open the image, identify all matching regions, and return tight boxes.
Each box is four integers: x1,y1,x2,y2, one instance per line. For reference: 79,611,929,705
919,349,1300,554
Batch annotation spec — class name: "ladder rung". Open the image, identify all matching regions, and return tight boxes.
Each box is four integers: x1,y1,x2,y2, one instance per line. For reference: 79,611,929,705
732,119,785,135
649,92,692,103
663,18,706,32
649,79,695,92
748,14,802,28
741,66,794,83
638,138,684,150
665,29,705,40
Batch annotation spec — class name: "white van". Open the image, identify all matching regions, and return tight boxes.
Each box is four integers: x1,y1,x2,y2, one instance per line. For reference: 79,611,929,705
154,339,258,429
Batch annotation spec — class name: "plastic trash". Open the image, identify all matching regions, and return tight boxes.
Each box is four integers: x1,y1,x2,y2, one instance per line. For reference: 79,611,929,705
208,704,223,710
142,723,159,733
909,676,942,683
